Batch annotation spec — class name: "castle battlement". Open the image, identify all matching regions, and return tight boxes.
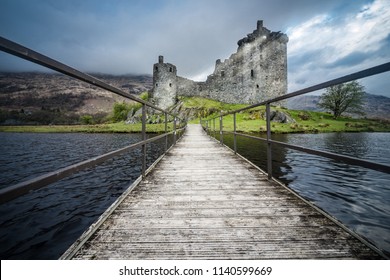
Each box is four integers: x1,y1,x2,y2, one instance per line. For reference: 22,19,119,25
151,20,288,110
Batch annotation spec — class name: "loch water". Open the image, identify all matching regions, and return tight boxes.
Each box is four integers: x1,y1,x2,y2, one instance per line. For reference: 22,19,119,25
0,132,173,259
219,131,390,257
0,131,389,259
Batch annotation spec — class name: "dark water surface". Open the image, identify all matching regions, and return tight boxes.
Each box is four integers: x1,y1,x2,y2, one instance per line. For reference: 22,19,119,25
219,132,390,257
0,131,389,259
0,132,173,259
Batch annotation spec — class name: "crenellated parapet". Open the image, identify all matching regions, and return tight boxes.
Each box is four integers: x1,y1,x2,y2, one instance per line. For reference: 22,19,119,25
151,20,288,109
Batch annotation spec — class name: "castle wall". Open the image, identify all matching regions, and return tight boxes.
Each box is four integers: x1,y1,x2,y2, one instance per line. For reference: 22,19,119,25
176,76,200,97
151,21,288,110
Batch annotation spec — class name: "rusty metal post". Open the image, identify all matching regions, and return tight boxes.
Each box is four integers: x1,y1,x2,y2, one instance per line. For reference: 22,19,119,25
266,103,272,180
141,104,147,178
233,112,237,154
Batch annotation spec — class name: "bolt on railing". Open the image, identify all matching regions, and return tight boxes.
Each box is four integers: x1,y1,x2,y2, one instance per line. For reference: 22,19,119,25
201,62,390,179
0,36,187,204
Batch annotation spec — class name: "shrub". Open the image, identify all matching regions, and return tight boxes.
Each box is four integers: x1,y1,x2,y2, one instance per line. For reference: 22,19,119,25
290,123,299,129
80,115,94,125
298,111,311,120
112,102,141,122
139,92,149,101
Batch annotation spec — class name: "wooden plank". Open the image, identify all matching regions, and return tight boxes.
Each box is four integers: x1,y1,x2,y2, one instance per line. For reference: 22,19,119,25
72,241,378,260
90,226,353,242
62,124,384,259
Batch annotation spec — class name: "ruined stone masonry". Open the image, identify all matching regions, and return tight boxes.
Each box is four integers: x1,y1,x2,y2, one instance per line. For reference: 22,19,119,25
151,20,288,110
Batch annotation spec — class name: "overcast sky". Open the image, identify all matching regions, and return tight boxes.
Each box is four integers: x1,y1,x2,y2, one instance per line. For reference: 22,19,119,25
1,0,389,96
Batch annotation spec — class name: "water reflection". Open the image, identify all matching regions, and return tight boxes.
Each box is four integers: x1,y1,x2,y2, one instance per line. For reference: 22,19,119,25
221,133,291,184
0,132,175,259
322,133,370,158
218,131,390,257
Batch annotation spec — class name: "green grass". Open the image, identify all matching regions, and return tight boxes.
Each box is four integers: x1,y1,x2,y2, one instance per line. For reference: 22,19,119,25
1,96,389,134
204,108,390,134
0,122,176,133
184,97,390,134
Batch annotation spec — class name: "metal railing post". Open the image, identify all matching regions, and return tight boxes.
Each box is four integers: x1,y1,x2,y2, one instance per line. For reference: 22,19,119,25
266,103,272,180
141,104,147,178
173,117,177,145
213,118,216,139
219,113,223,145
233,112,237,154
164,112,168,152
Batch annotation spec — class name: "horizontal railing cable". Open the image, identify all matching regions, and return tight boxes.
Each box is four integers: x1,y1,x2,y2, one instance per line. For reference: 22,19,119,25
0,127,185,204
0,36,172,115
202,62,390,177
222,62,390,116
222,131,390,174
0,36,187,203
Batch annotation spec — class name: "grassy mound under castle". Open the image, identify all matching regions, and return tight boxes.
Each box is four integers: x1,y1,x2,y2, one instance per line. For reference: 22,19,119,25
1,96,389,134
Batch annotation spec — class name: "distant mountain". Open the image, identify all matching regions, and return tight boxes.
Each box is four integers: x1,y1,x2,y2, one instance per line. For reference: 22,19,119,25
287,93,390,120
1,72,389,124
0,72,152,124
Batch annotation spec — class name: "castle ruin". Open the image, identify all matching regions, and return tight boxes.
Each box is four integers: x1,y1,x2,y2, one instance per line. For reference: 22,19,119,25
151,20,288,110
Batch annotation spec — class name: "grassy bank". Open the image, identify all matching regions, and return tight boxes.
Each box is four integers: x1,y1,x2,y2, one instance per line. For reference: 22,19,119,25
1,96,389,134
203,109,390,134
0,122,175,133
182,97,390,134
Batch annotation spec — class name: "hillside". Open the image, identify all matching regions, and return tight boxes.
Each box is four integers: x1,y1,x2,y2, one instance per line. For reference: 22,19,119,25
0,72,152,124
1,72,389,128
2,95,389,134
287,93,390,120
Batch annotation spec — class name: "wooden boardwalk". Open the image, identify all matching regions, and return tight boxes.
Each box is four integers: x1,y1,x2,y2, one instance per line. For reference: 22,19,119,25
62,124,382,259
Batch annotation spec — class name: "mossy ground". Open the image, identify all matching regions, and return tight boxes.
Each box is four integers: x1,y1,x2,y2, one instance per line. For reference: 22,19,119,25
183,97,390,134
1,96,389,134
0,122,175,133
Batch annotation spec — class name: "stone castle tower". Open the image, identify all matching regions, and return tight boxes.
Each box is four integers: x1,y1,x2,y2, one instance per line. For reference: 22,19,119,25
152,56,178,110
151,20,288,110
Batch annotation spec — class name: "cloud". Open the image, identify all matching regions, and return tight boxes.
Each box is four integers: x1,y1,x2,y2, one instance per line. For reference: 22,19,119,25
0,0,389,96
287,0,390,95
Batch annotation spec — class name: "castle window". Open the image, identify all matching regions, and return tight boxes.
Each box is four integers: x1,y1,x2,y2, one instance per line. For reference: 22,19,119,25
221,70,225,77
155,83,158,87
169,67,173,72
251,69,254,78
169,83,172,87
256,84,259,88
155,66,158,71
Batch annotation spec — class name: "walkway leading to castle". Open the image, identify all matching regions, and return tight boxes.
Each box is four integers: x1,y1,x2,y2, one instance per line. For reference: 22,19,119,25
62,124,381,259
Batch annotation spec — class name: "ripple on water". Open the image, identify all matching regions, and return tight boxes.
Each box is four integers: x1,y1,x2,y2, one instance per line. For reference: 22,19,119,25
0,132,173,259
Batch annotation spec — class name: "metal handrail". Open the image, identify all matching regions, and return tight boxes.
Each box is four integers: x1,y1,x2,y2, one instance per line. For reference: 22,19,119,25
0,36,187,204
0,128,185,204
223,131,390,174
0,36,166,114
201,62,390,179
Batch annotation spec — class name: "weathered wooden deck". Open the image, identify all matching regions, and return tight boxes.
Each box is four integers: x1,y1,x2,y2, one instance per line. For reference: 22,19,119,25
61,124,382,259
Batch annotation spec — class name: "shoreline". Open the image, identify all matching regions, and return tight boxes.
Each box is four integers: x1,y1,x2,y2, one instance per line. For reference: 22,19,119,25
1,119,389,134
